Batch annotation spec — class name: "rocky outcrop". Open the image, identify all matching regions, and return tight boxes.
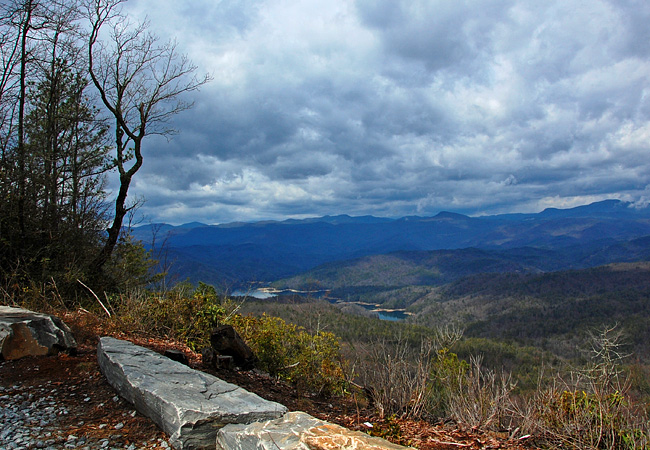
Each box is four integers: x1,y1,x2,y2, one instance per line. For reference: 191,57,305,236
216,411,411,450
97,337,287,450
0,306,77,360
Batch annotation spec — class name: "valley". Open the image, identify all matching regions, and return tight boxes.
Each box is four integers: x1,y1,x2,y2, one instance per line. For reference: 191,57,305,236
134,199,650,383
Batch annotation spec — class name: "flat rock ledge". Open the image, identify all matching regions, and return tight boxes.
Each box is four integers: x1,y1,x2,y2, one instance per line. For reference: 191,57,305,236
216,411,412,450
97,337,287,450
98,337,410,450
0,306,77,360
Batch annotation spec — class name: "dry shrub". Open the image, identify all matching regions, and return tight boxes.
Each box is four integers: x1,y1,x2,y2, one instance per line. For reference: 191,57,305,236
355,336,435,419
445,355,516,431
355,326,465,420
519,326,650,449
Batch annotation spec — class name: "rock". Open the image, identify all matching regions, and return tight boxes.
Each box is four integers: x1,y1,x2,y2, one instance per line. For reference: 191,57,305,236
164,349,189,365
0,306,77,360
201,347,216,368
216,355,234,370
209,325,258,369
216,411,411,450
97,337,287,450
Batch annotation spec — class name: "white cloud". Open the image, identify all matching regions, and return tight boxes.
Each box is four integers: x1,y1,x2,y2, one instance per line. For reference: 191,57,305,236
110,0,650,224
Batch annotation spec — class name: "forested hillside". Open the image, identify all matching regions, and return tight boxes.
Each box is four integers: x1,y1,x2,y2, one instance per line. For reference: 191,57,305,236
271,253,650,364
410,262,650,361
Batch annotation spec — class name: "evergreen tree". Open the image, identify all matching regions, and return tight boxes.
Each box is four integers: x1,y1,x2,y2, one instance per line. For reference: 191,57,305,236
0,0,110,295
23,59,110,280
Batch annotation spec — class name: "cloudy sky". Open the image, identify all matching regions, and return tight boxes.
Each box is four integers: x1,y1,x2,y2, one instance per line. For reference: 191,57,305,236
116,0,650,225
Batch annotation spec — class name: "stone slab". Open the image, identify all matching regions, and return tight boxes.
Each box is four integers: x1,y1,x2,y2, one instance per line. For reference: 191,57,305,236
216,411,411,450
97,337,287,450
0,306,77,360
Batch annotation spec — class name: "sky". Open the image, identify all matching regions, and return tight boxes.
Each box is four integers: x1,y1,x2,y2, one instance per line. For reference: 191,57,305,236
115,0,650,225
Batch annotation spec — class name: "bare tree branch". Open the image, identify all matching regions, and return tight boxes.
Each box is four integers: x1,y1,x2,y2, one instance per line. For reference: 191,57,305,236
84,0,211,274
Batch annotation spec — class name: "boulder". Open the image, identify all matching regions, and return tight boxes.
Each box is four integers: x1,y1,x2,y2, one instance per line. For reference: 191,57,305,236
216,411,411,450
97,337,287,449
200,347,235,370
0,306,77,360
210,325,257,369
164,349,189,365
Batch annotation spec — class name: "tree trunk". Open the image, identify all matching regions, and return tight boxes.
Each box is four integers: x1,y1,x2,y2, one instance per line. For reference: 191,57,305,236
91,129,142,274
91,171,132,272
17,0,33,248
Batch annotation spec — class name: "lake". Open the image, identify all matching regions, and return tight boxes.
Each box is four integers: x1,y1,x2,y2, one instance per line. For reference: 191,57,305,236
231,287,329,299
231,288,409,322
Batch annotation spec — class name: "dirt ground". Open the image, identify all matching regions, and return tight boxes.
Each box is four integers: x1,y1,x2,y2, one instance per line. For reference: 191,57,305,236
0,309,538,450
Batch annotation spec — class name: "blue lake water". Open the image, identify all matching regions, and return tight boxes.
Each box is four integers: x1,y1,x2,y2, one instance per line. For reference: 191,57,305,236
231,288,329,299
231,289,276,299
375,310,409,321
231,288,408,322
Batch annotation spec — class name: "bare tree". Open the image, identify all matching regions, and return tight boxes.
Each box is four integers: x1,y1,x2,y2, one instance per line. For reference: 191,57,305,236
0,3,21,156
85,0,210,273
0,2,23,250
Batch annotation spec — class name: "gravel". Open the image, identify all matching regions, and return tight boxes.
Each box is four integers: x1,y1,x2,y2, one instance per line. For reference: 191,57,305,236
0,384,170,450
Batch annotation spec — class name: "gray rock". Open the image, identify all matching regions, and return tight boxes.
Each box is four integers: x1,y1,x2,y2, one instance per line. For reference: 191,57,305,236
216,411,411,450
97,337,287,450
164,349,189,366
0,306,77,360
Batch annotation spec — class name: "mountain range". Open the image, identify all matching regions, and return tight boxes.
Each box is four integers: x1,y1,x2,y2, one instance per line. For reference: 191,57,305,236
131,199,650,289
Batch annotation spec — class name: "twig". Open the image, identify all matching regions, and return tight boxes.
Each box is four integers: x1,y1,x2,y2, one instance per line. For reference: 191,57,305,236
77,279,111,317
49,277,66,309
224,291,249,321
103,292,116,316
430,440,471,447
265,431,282,450
278,361,300,371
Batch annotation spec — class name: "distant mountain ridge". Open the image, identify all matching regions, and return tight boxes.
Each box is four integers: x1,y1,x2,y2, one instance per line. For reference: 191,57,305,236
131,200,650,287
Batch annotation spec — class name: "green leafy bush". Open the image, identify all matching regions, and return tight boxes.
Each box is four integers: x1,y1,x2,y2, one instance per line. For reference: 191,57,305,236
427,348,469,417
226,313,347,395
367,415,411,447
108,282,226,350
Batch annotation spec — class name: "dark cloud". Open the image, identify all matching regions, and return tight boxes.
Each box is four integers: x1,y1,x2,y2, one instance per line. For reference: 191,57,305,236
116,0,650,224
355,0,511,72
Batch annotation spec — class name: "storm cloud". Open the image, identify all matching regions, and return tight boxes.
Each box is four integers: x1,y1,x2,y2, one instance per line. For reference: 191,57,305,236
118,0,650,224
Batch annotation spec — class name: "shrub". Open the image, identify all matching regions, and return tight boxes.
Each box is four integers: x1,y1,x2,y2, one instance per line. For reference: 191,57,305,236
427,348,469,418
107,282,226,350
226,313,347,395
354,336,435,419
521,326,650,449
443,355,516,430
367,415,412,447
354,326,466,420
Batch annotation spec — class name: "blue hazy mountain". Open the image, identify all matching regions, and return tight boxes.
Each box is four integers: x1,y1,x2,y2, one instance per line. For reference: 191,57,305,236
131,200,650,287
